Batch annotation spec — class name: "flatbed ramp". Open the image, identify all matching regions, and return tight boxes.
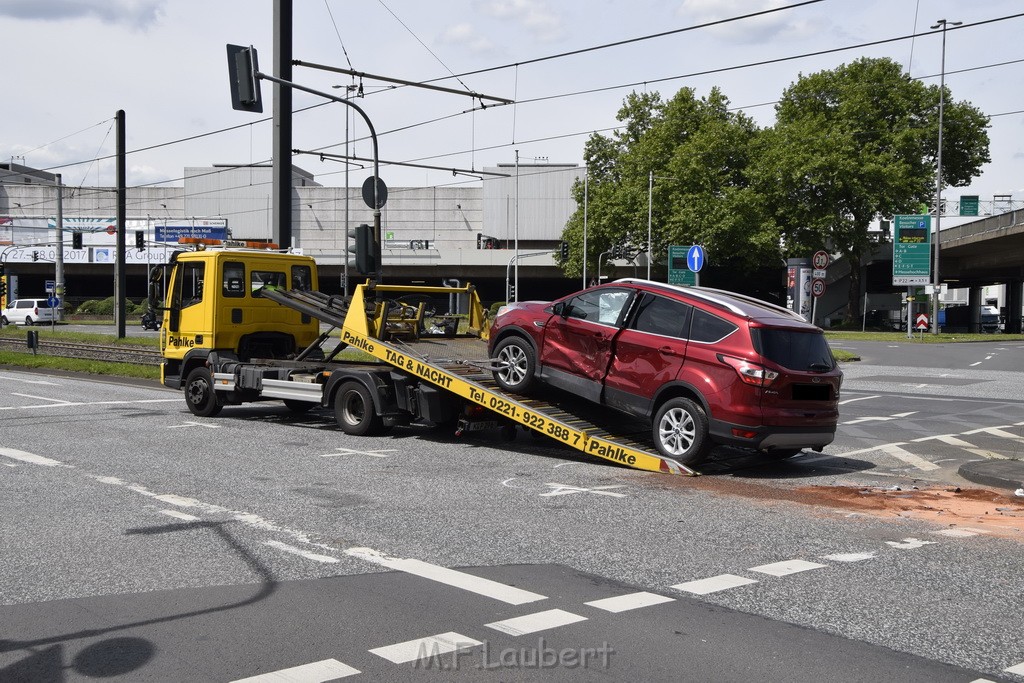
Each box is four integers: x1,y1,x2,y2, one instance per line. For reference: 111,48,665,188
264,285,695,476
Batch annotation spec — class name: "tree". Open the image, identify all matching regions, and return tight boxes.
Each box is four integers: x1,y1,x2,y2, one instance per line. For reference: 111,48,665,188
562,87,779,281
755,57,990,323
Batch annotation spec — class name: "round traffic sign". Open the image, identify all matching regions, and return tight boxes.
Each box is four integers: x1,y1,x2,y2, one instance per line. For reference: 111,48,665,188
361,175,388,209
811,278,826,298
106,224,116,236
812,250,830,270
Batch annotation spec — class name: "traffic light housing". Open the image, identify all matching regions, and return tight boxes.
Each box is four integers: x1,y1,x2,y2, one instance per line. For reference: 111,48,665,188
32,251,38,262
226,44,263,113
72,231,83,249
560,241,569,260
347,223,378,275
135,230,145,250
0,279,6,299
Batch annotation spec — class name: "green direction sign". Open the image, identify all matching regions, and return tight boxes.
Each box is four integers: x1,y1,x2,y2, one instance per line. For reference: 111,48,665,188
893,214,931,286
959,195,979,216
667,245,696,285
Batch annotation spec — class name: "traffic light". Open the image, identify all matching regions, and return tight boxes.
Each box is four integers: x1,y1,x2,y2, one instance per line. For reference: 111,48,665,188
226,44,263,113
32,251,38,262
560,241,569,260
72,231,83,249
135,230,145,250
347,223,378,275
0,279,6,299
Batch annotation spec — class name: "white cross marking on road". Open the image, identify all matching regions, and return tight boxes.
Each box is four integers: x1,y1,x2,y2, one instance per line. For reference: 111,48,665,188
885,538,938,549
319,447,396,458
842,411,917,425
167,421,221,429
540,483,627,498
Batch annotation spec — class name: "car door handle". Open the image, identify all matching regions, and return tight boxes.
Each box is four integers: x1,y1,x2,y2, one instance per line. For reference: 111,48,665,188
659,345,679,356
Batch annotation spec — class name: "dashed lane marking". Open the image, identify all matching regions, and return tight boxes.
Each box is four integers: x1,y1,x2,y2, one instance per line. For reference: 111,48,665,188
344,547,547,605
585,591,675,613
822,552,877,562
229,658,360,682
671,574,758,595
264,540,340,564
0,398,180,411
748,559,827,577
369,632,481,665
485,609,588,636
885,538,938,550
158,509,200,522
0,447,63,467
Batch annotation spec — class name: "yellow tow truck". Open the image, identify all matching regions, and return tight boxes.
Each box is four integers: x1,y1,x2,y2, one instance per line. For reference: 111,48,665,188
150,240,694,475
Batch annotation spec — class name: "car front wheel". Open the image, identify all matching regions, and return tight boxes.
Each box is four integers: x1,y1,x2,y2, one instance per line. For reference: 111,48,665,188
652,397,709,465
492,337,536,393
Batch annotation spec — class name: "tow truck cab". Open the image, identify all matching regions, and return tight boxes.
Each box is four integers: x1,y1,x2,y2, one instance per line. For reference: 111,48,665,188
149,246,321,390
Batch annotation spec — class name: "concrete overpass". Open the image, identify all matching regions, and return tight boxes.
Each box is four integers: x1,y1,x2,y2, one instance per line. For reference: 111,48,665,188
939,208,1024,333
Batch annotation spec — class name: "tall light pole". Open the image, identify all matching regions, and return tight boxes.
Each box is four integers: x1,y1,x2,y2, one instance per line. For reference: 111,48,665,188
931,18,961,334
647,172,681,281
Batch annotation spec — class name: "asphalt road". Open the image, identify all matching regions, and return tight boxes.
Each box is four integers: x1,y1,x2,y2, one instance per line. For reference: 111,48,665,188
1,340,1023,682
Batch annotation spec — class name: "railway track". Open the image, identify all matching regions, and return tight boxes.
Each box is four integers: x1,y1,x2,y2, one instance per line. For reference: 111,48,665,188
0,336,162,366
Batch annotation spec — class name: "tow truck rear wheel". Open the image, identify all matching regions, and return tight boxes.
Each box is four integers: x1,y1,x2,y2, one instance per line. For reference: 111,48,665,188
653,397,708,465
185,367,223,417
334,381,383,436
492,337,536,393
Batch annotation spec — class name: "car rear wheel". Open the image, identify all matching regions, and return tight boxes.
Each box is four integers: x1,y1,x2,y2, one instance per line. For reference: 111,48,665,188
492,337,536,393
25,316,34,326
185,367,223,417
334,381,383,436
653,397,709,465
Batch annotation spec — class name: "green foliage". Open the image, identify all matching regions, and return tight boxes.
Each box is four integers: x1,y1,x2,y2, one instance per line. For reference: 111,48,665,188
488,302,506,317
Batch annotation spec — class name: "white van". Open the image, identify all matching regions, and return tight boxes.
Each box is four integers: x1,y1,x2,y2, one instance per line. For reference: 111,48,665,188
1,298,60,326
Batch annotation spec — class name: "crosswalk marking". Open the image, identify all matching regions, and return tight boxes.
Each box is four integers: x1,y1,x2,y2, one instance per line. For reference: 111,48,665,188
964,426,1024,443
230,658,359,682
748,559,826,577
369,632,481,664
585,591,675,613
876,443,940,471
485,609,587,636
672,574,758,595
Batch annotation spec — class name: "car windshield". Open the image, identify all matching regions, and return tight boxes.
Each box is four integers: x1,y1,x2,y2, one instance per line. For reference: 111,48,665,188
752,328,834,371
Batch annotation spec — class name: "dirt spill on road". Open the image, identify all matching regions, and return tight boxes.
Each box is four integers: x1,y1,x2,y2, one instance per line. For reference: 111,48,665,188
664,475,1024,541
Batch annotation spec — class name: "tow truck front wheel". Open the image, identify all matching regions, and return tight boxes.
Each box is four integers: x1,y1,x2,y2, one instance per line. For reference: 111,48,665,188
334,381,383,436
185,367,223,417
653,397,709,465
492,337,536,394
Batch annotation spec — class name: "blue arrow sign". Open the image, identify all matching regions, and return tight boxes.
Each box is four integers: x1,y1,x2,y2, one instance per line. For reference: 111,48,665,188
687,245,705,272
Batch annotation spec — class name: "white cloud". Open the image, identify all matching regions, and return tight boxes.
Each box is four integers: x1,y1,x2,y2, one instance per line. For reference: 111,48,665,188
438,21,497,55
0,0,166,29
475,0,564,43
676,0,826,44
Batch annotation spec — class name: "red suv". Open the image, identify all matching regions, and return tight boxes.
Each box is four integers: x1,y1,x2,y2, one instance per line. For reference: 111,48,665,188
488,279,841,465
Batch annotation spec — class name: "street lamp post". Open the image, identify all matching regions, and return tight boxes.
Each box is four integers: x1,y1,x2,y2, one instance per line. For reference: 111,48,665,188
647,172,681,281
931,18,961,334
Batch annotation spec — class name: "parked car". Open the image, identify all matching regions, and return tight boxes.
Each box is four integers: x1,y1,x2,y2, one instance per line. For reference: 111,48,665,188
488,279,842,465
1,298,59,326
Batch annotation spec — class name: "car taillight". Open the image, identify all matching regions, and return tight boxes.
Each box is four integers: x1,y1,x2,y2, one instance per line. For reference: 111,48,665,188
717,354,779,387
33,307,39,315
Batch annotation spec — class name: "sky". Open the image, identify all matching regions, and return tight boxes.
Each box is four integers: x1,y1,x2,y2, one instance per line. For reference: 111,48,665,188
2,0,1023,215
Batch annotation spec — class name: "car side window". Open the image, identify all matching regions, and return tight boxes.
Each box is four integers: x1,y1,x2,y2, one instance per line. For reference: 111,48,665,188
223,262,245,298
689,308,737,343
564,289,630,325
630,293,692,338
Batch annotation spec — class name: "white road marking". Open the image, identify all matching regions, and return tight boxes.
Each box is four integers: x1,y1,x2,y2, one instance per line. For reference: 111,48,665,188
158,509,200,522
822,551,876,562
912,434,1009,460
0,398,180,411
485,609,587,636
1005,661,1024,675
672,574,758,595
842,411,917,425
0,375,60,385
748,559,827,577
541,483,626,498
230,658,360,682
876,443,940,471
969,361,982,367
932,528,984,538
318,447,396,458
0,447,63,467
838,395,880,405
885,538,938,549
11,393,73,404
264,540,340,564
369,632,481,664
585,591,675,613
167,421,222,429
965,426,1024,442
345,547,546,605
